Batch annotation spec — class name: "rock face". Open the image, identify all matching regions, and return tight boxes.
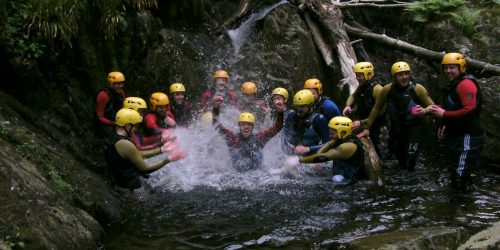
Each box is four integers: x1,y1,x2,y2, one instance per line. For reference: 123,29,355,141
349,227,468,250
458,221,500,250
0,91,121,249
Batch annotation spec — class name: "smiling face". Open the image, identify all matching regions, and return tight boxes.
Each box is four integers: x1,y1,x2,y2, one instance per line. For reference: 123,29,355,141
172,92,185,105
443,64,461,82
214,77,228,91
394,71,410,87
112,82,124,93
239,122,254,137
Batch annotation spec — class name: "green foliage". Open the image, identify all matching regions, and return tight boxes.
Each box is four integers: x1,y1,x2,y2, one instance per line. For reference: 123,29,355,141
1,225,26,249
405,0,465,22
449,10,481,36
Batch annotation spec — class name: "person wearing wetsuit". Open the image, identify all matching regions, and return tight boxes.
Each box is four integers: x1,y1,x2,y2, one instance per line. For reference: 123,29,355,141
123,97,164,150
199,70,239,115
106,108,186,190
344,62,385,156
95,71,126,141
281,90,330,156
144,92,176,136
169,83,192,127
212,95,285,172
239,81,271,130
293,117,365,183
359,61,434,171
429,52,485,192
304,78,341,122
270,87,293,122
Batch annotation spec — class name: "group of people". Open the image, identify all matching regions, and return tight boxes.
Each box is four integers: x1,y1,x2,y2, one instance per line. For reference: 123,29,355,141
95,52,484,192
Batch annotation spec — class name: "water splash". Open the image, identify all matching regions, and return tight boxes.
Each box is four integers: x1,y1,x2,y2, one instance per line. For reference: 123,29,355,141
227,0,288,55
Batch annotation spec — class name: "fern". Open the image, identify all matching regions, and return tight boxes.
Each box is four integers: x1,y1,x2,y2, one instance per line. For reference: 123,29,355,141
406,0,465,23
449,10,481,37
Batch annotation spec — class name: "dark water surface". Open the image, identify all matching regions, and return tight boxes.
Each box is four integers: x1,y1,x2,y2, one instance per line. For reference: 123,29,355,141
104,125,499,249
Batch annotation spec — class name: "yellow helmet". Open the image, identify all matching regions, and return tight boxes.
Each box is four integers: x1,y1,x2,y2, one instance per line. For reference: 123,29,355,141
213,70,229,79
328,116,353,140
442,52,466,73
272,87,289,101
115,108,143,127
150,92,169,111
303,78,323,95
353,62,375,80
107,71,125,86
123,97,147,111
391,61,411,76
238,112,255,124
241,81,257,94
169,83,186,94
293,89,315,106
200,112,213,125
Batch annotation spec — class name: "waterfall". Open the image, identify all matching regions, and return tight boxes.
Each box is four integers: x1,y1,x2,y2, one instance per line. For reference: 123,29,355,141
227,0,288,55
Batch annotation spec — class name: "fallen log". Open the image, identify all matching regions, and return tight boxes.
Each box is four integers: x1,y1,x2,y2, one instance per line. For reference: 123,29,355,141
345,24,500,75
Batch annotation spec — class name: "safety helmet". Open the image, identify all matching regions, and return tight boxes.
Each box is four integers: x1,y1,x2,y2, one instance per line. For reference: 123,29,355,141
150,92,169,111
272,87,289,101
107,71,125,86
241,81,257,94
123,97,147,111
293,89,315,106
115,108,143,127
353,62,375,80
391,61,411,76
169,83,186,94
238,112,255,124
303,78,323,95
442,52,466,73
328,116,353,140
213,70,229,79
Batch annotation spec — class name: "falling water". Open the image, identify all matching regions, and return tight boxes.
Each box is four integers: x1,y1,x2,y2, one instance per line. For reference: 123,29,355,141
227,0,289,55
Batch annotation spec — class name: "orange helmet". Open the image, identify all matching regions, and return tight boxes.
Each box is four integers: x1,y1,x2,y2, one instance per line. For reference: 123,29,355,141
150,92,169,111
442,52,466,73
303,78,323,95
213,70,229,80
241,82,257,94
107,72,125,86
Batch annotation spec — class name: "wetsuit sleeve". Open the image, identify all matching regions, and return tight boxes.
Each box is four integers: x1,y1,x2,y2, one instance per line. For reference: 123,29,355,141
213,106,239,147
256,111,284,146
362,84,391,129
414,84,435,108
95,91,115,126
115,140,168,173
443,79,478,120
307,115,330,153
228,91,240,109
199,91,211,113
300,142,357,163
324,99,341,118
345,94,355,109
281,113,296,155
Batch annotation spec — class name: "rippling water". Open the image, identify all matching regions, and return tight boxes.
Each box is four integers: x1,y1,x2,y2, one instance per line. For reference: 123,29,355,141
105,115,500,249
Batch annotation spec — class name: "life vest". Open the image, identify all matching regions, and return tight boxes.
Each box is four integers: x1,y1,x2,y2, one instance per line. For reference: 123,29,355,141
94,87,124,128
293,112,321,146
230,134,263,172
354,79,378,119
334,135,364,172
386,82,422,127
443,74,483,135
105,134,144,189
312,96,337,121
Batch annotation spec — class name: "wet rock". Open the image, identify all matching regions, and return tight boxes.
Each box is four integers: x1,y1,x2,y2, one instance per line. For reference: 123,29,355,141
477,76,500,165
457,221,500,250
349,227,467,250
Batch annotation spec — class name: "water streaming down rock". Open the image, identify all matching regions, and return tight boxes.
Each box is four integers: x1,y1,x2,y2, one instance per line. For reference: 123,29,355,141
227,0,289,56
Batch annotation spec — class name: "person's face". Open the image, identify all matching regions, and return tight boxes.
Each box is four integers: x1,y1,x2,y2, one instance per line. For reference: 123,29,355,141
355,73,367,85
306,88,319,101
443,64,461,82
112,82,124,93
172,92,185,105
239,122,254,137
155,105,168,116
272,95,285,108
329,128,338,140
214,77,228,91
242,93,256,103
394,71,410,87
295,104,311,117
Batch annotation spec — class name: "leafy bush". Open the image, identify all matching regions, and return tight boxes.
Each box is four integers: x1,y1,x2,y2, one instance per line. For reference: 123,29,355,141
405,0,465,22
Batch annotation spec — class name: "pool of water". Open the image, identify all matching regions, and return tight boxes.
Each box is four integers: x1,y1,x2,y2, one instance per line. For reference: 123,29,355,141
104,121,500,249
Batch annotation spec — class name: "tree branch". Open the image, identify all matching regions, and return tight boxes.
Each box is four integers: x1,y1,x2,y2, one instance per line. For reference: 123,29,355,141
345,24,500,75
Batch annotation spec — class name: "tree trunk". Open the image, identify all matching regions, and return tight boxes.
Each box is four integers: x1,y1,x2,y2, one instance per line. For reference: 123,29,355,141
345,24,500,76
304,0,359,94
